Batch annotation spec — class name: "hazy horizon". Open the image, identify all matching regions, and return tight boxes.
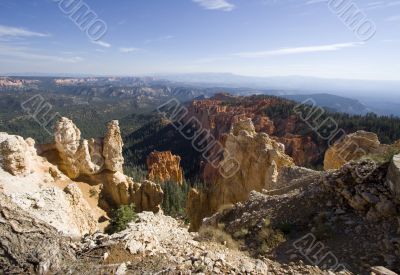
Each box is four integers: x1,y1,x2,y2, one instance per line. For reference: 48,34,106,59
0,0,400,80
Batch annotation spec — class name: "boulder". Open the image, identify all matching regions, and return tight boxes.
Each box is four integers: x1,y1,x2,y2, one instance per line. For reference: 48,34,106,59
147,151,184,184
0,133,36,176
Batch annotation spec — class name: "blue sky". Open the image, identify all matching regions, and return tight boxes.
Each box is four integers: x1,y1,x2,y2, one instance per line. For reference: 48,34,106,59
0,0,399,80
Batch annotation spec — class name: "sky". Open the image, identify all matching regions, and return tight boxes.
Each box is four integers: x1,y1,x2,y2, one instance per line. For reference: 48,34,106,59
0,0,399,80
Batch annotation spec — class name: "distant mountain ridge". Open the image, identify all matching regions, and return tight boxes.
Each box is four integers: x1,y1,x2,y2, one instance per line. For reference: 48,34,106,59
283,93,370,115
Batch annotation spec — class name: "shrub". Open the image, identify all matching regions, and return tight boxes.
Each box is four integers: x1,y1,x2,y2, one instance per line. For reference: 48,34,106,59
257,216,286,254
197,226,238,249
106,204,137,234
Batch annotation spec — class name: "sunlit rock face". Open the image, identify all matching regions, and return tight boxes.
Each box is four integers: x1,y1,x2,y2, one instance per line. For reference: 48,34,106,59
0,132,97,238
147,151,184,185
324,130,400,170
48,117,164,212
103,120,124,173
0,133,36,176
186,119,294,231
185,94,321,169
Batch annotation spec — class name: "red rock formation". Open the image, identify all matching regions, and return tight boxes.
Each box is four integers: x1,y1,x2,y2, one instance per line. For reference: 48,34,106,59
147,151,184,184
185,94,321,171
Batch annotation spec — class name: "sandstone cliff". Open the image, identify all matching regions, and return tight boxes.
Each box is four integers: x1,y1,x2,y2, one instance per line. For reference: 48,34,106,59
41,117,163,213
147,151,184,184
187,119,294,231
324,130,400,170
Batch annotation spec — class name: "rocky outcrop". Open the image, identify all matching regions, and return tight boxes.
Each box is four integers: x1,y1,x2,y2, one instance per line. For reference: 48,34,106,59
324,130,400,170
0,132,98,238
103,120,124,173
322,160,398,220
147,151,184,184
102,172,163,212
386,154,400,201
41,117,164,212
54,117,106,178
54,118,125,178
203,159,400,274
0,133,36,176
187,119,294,231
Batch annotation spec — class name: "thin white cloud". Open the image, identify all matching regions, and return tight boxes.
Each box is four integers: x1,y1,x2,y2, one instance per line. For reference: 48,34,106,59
305,0,327,4
92,40,111,48
234,42,364,58
386,15,400,21
0,25,49,38
0,44,83,63
365,1,400,10
193,0,235,11
119,47,140,53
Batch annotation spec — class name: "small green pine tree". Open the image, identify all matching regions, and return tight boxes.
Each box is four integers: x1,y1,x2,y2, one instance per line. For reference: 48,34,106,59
107,203,137,234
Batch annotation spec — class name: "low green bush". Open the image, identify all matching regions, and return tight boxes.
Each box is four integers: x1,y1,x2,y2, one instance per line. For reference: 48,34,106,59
106,203,138,234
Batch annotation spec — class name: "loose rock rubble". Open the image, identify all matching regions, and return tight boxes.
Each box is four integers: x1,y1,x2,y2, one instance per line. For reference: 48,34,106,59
75,212,330,274
204,159,400,274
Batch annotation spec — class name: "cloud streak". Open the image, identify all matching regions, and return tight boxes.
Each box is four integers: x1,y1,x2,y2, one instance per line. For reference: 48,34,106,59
119,47,140,53
0,44,83,63
0,25,49,38
193,0,235,11
92,40,111,48
234,42,364,58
